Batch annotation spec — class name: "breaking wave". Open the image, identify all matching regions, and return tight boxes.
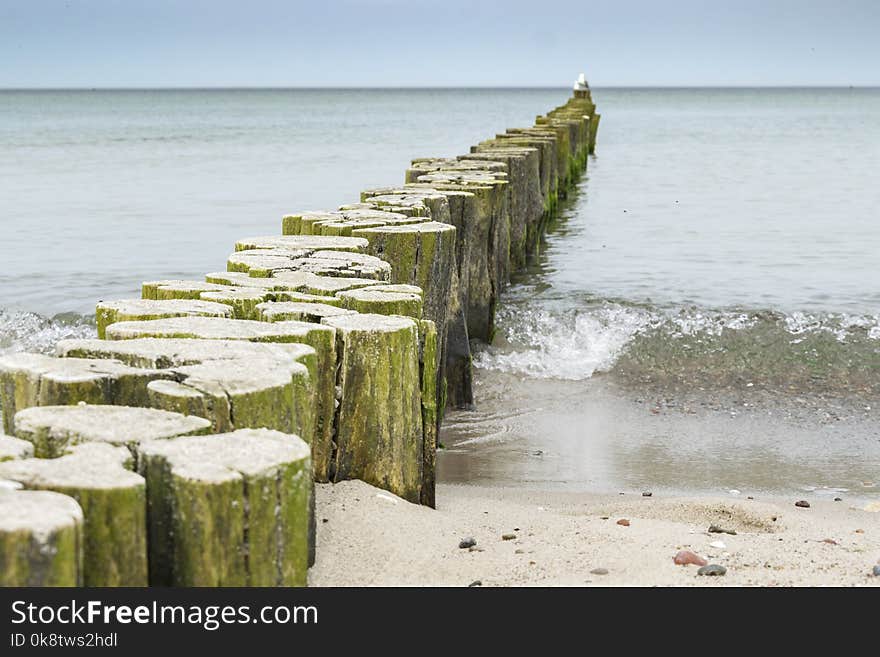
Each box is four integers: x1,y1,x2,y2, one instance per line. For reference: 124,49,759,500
0,309,96,356
475,300,880,396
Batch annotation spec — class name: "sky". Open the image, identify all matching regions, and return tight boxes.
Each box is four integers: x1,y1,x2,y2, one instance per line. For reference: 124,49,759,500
1,0,878,88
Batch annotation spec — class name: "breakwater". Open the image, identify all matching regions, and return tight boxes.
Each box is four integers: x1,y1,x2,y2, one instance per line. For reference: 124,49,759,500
0,80,598,587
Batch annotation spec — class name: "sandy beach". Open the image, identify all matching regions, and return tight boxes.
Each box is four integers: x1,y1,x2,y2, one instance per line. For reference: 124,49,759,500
311,480,880,586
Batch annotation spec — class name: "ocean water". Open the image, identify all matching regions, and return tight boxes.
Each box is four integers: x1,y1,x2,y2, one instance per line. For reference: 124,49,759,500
477,88,880,385
441,88,880,499
3,88,879,498
0,87,566,350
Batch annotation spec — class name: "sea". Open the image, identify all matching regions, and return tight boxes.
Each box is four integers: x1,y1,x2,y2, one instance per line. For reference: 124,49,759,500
2,87,879,499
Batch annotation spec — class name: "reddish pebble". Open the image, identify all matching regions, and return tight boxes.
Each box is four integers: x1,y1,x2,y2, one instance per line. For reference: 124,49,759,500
616,519,630,527
821,538,838,545
673,550,708,567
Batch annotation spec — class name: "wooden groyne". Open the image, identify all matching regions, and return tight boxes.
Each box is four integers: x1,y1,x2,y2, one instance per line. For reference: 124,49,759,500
0,79,599,587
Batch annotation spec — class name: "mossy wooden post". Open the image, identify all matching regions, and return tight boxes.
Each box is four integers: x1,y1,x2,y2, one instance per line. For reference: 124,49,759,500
460,148,543,264
103,317,336,483
0,443,147,586
138,429,312,587
417,320,438,507
142,280,234,301
95,299,233,339
479,133,558,219
0,353,168,434
336,286,423,318
322,314,424,503
409,155,538,271
257,301,355,323
0,489,84,586
13,404,212,459
351,222,456,419
229,249,392,281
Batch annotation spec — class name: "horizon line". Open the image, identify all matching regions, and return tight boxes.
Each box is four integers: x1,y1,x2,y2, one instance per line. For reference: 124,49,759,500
0,84,878,92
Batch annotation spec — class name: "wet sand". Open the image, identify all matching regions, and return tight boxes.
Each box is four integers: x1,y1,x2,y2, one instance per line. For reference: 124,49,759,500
311,480,880,586
308,368,880,587
438,372,880,502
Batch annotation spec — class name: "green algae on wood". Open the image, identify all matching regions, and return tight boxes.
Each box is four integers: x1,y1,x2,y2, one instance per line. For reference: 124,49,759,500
229,249,392,281
236,234,368,252
159,357,315,440
142,280,235,301
13,404,211,459
0,353,170,434
0,488,84,586
138,428,312,587
322,314,424,503
199,288,272,320
256,301,356,323
56,337,313,372
417,320,438,507
351,221,456,412
96,299,233,339
0,442,147,586
0,433,34,461
336,288,423,318
54,337,320,465
205,270,368,299
102,317,336,482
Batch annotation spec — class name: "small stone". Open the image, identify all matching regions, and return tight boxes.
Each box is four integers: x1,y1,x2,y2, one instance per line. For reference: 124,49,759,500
468,546,483,553
515,549,525,554
321,518,329,523
642,491,652,497
708,525,737,535
795,500,811,508
697,564,727,576
616,519,630,527
821,538,838,545
674,550,708,566
590,568,609,575
600,516,609,520
459,537,476,549
709,540,726,549
502,533,517,541
834,497,842,502
873,565,880,577
468,580,482,587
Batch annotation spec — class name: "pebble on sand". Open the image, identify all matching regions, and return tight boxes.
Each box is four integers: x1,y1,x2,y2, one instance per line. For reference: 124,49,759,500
501,533,517,541
642,492,652,497
697,564,727,576
795,500,811,508
873,565,880,577
674,550,708,567
459,537,476,549
590,568,609,575
708,525,737,535
468,580,482,587
616,519,630,527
